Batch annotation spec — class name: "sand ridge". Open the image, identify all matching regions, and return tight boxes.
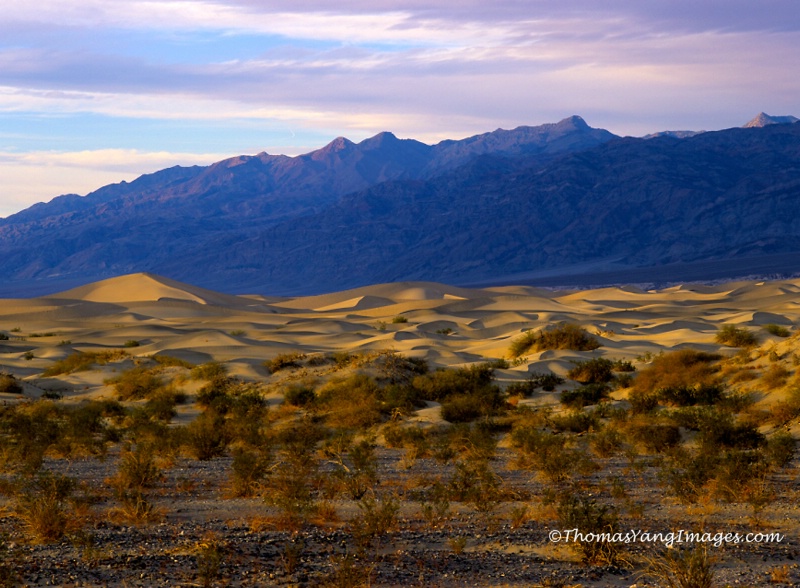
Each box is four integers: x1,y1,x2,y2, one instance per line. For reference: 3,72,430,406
3,272,800,407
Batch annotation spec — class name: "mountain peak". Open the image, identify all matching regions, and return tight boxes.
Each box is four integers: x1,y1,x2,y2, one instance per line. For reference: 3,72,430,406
360,131,400,148
743,112,799,128
556,115,590,130
322,136,355,152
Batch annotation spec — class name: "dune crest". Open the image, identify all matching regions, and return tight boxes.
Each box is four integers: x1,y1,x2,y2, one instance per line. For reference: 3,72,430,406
50,272,252,306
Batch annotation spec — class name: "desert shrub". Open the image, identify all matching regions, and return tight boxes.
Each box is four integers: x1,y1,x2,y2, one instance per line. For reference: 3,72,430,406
612,372,634,389
765,431,796,467
508,323,600,358
264,352,306,374
660,449,721,503
712,449,769,502
382,424,430,465
644,544,715,588
442,422,498,463
316,374,383,429
715,324,758,348
57,400,119,457
0,373,23,395
110,445,163,491
657,383,725,407
15,472,76,543
106,366,163,401
378,384,423,416
225,391,269,447
612,359,636,372
510,428,593,482
630,349,721,413
629,423,681,453
195,376,237,412
507,331,537,358
141,389,186,423
667,406,713,431
440,386,505,423
439,394,481,423
391,315,408,324
373,352,429,385
349,494,400,553
324,436,378,500
195,532,226,588
550,409,600,433
505,379,536,397
0,401,64,473
123,340,140,348
191,361,227,381
185,412,229,460
567,357,615,384
590,427,625,457
696,411,764,451
769,386,800,425
110,489,162,524
0,332,7,340
560,383,610,408
267,422,324,525
763,323,791,337
761,364,790,389
527,371,565,392
717,390,755,412
43,350,128,376
556,492,620,565
229,446,271,498
152,354,195,369
283,383,316,407
629,391,660,414
526,374,558,392
448,459,502,513
411,363,496,402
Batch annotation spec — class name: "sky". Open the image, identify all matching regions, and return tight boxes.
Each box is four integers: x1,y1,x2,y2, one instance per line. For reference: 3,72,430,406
1,0,799,217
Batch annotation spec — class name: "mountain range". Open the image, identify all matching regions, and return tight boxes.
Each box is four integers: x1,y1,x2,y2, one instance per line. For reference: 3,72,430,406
1,113,799,296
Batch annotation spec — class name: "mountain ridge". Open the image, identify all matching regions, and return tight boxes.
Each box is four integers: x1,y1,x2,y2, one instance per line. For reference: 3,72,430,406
2,115,800,296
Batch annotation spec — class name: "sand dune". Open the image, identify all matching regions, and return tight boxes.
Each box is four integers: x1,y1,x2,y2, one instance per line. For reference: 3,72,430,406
3,272,800,408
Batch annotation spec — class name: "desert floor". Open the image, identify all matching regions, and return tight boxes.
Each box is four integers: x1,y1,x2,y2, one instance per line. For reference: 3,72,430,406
1,273,799,587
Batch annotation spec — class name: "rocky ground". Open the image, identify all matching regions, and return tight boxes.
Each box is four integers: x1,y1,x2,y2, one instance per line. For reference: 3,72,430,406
1,447,799,587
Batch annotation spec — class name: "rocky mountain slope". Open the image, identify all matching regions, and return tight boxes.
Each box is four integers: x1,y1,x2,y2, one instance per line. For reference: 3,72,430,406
1,116,799,295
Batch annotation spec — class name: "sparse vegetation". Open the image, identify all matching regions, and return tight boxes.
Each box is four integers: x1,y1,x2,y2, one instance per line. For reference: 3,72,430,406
106,366,164,400
508,323,600,358
43,350,128,376
643,544,716,588
263,352,306,374
14,472,77,543
715,324,759,347
0,373,23,395
191,361,228,381
4,280,800,586
763,323,791,337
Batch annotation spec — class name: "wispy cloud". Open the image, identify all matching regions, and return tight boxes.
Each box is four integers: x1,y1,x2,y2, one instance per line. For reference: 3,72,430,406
1,0,799,214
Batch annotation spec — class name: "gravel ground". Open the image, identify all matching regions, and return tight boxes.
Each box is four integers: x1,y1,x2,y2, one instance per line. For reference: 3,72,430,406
1,449,799,587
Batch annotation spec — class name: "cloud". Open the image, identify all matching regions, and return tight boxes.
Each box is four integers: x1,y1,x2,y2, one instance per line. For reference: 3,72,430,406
0,148,232,217
2,0,800,216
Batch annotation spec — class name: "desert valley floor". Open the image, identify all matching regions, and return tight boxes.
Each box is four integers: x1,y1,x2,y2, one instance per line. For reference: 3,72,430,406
1,273,799,587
